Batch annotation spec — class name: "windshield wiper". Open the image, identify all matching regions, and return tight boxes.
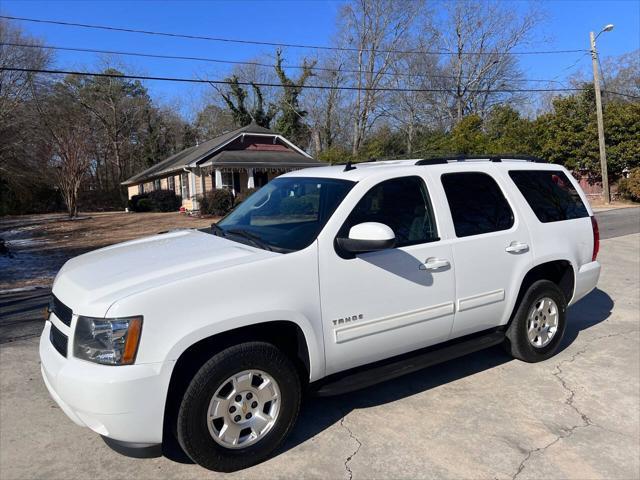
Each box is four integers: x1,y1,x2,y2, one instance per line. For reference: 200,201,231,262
210,223,226,237
226,228,273,251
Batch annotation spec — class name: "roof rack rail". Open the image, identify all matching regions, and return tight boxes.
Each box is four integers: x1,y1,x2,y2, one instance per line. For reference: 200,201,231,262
415,155,544,165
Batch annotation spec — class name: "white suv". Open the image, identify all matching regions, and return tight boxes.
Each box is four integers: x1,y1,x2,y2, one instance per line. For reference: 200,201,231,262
40,156,601,471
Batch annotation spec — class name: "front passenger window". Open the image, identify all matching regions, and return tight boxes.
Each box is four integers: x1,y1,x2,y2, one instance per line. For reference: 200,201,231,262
341,176,439,247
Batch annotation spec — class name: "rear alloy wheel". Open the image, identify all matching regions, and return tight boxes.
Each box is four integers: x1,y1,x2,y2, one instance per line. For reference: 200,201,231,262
505,279,567,362
526,297,560,348
176,342,301,472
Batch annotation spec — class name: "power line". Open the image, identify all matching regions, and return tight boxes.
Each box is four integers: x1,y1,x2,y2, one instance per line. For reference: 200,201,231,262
0,41,570,85
0,15,589,56
2,67,611,95
603,90,640,100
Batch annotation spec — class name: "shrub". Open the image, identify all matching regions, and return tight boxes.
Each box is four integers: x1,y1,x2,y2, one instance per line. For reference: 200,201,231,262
128,193,149,212
618,168,640,202
128,190,181,212
148,190,181,212
234,188,258,205
136,198,153,212
317,146,354,165
199,189,234,216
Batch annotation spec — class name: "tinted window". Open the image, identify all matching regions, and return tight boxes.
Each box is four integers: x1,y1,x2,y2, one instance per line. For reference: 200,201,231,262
441,172,514,237
341,176,438,247
509,170,589,223
218,177,354,252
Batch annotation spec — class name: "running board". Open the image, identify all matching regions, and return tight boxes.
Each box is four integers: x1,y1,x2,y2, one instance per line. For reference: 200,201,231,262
313,330,505,396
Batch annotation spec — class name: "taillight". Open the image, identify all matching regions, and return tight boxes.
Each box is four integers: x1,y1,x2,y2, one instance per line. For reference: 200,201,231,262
591,216,600,261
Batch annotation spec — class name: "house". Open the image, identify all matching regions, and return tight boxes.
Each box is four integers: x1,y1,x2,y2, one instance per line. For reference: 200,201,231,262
122,123,326,211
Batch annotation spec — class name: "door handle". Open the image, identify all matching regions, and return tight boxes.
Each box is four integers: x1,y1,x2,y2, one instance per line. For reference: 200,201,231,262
505,241,529,253
419,257,450,271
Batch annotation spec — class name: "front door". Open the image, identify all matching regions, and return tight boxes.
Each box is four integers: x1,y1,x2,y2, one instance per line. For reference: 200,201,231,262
319,176,456,375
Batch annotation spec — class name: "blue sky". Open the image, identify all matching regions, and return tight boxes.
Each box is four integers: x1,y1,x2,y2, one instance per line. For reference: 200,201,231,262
2,0,638,117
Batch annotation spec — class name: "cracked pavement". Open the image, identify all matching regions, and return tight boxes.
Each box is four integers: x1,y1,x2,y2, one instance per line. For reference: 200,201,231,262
1,233,639,480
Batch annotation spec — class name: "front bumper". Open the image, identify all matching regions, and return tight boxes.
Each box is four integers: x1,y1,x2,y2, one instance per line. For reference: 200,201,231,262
39,320,173,445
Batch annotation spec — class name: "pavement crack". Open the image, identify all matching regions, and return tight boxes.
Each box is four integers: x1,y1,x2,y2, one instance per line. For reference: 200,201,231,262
552,347,594,427
340,416,362,480
510,332,638,480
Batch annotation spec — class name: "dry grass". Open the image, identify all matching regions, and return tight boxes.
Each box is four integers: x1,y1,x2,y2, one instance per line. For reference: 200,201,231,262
0,212,217,291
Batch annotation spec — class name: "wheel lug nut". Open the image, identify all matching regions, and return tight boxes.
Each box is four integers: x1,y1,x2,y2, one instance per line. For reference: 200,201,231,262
246,413,252,419
235,395,242,402
229,406,236,413
234,415,241,422
246,392,253,400
251,401,258,408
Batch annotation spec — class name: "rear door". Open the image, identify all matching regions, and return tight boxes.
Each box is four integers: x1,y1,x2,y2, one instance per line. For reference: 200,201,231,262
438,170,534,337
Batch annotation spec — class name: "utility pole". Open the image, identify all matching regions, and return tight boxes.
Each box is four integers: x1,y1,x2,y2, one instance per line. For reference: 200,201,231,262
590,30,611,204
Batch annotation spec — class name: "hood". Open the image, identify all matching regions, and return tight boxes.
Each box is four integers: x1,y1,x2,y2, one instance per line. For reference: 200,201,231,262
52,229,276,317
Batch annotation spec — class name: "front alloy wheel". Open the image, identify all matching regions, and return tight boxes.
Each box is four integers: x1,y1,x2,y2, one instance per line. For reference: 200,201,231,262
207,369,281,449
176,342,301,472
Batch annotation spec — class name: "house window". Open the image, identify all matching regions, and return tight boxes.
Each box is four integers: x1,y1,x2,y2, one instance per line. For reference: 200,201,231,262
168,176,175,191
138,184,144,195
181,173,190,198
153,179,161,191
221,172,241,193
221,172,234,189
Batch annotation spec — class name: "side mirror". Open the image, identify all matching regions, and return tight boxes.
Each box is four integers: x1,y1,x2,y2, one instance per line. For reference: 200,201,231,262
336,222,396,254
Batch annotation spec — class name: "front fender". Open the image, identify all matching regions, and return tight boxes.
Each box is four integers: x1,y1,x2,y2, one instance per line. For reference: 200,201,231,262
165,310,324,381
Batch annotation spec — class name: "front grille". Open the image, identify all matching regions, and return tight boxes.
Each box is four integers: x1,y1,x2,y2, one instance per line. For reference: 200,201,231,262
51,295,72,326
49,323,68,358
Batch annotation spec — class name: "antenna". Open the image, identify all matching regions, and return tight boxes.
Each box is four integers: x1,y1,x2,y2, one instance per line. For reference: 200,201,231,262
343,161,356,172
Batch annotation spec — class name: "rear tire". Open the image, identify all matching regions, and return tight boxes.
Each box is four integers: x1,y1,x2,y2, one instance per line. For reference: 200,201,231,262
505,279,567,362
176,341,301,472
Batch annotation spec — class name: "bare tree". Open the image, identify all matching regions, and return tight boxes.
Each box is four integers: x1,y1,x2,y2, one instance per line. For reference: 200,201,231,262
303,53,353,156
32,81,93,217
337,0,425,155
385,33,443,154
438,0,542,125
0,20,52,205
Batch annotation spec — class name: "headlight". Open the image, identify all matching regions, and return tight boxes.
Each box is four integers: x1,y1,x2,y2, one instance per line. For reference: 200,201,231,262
74,316,143,365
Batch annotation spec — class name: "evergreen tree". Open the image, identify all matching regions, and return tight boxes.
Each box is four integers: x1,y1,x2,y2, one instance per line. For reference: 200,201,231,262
273,49,316,146
220,76,276,128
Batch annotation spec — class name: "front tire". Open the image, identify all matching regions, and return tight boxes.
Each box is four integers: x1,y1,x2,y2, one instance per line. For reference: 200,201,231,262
176,342,301,472
505,279,567,362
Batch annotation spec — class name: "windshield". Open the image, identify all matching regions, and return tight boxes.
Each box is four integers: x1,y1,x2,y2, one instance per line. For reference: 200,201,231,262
216,177,355,252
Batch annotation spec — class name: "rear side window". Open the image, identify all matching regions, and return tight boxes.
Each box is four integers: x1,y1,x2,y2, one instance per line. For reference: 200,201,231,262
509,170,588,223
441,172,514,237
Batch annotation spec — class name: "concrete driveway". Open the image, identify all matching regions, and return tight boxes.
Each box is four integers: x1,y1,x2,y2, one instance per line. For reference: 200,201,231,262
1,235,639,479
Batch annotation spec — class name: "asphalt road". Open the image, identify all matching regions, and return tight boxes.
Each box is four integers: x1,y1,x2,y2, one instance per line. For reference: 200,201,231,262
596,207,640,239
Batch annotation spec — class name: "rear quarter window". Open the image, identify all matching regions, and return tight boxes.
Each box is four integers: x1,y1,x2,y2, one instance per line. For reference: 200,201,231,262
509,170,589,223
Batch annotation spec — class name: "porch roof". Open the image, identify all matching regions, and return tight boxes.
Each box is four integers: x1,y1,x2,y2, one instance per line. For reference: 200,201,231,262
198,150,326,170
122,123,320,186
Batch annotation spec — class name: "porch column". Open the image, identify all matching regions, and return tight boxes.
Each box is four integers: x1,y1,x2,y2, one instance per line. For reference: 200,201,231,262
215,169,223,189
247,168,255,189
189,171,198,210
